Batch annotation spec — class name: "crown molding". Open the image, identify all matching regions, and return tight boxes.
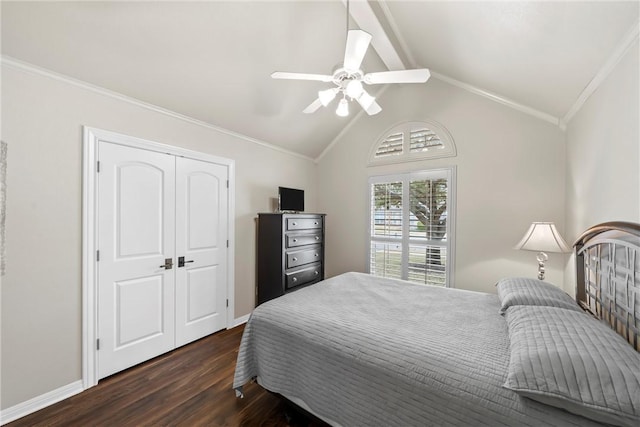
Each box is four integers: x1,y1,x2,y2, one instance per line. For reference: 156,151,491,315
1,55,315,163
377,2,562,128
561,21,640,127
430,71,561,127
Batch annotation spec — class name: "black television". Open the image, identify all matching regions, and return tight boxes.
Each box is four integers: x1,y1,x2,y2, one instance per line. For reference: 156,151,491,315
278,187,304,212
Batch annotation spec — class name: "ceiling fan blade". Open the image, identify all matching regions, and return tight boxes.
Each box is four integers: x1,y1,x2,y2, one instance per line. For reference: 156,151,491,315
343,29,372,71
303,98,323,114
357,89,382,116
364,69,431,85
272,72,333,82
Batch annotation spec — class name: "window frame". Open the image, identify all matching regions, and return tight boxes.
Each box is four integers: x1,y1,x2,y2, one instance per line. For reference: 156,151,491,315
366,167,457,287
368,120,456,166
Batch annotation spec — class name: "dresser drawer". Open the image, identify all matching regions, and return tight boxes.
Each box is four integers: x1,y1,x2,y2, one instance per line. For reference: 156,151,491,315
286,245,321,269
286,232,322,248
286,217,322,231
285,263,322,289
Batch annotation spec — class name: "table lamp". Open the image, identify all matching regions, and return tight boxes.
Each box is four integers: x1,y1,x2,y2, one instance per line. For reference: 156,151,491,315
514,222,570,280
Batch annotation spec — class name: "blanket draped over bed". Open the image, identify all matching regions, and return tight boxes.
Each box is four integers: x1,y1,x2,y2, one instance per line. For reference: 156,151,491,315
233,272,600,426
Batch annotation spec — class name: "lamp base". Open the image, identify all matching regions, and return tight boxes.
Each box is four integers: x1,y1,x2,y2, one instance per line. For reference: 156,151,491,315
536,251,548,280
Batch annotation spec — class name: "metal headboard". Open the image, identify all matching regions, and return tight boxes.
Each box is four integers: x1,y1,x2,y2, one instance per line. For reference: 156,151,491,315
574,221,640,351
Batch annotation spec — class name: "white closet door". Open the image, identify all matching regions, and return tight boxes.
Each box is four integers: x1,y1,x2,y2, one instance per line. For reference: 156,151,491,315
97,142,176,379
175,157,228,347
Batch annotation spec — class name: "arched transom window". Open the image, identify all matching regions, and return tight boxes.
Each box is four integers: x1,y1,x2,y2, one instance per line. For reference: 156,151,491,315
369,121,456,165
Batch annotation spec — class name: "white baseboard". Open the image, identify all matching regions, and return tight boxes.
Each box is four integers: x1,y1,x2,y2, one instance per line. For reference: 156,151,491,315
231,313,250,328
1,316,250,425
0,380,84,425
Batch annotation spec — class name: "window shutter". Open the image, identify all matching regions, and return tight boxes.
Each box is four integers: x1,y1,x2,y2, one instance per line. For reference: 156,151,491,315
369,121,456,165
370,242,403,279
369,170,453,287
408,245,447,285
409,128,443,152
374,132,403,158
370,181,403,279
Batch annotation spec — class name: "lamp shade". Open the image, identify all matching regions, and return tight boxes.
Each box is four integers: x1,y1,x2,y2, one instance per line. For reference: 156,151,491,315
514,222,570,253
336,98,349,117
345,80,364,99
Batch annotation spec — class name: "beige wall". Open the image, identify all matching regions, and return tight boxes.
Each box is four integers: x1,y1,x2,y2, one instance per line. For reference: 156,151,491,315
564,40,640,289
0,65,317,408
317,78,567,295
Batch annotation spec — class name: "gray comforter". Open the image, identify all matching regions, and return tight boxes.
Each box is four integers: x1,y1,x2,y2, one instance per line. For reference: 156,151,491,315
233,272,602,426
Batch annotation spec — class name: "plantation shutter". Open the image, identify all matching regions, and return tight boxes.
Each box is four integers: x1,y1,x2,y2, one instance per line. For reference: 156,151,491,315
370,181,404,280
374,133,403,158
369,121,456,165
369,169,454,287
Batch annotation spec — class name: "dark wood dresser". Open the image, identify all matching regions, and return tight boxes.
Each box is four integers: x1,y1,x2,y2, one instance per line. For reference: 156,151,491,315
256,213,326,305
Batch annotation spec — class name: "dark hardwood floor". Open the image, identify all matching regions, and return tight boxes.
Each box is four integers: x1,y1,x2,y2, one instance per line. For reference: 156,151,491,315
7,325,329,427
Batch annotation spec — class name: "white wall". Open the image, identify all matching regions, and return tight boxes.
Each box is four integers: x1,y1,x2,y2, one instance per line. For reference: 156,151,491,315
0,64,317,409
564,40,640,288
317,78,567,295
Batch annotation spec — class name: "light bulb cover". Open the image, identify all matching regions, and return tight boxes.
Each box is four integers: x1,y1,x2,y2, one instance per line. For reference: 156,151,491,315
336,98,349,117
345,80,364,99
318,88,338,107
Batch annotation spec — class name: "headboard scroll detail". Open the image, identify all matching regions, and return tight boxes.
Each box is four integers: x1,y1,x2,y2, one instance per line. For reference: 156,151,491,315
574,221,640,351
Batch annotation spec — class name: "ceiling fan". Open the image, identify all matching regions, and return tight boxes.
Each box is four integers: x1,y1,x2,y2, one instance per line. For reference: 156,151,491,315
272,28,431,117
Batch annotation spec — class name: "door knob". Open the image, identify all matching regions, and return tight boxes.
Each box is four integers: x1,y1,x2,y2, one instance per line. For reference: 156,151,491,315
159,258,173,269
178,256,194,268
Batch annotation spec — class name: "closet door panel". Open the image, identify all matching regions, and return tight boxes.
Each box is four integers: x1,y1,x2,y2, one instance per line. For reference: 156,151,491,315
97,141,176,380
175,157,228,347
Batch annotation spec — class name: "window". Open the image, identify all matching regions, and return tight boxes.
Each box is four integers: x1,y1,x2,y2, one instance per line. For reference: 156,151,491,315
368,168,455,287
369,121,456,165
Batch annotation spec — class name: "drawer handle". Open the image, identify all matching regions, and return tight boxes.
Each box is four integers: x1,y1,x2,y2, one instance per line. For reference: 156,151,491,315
315,236,320,240
292,257,298,261
314,271,319,275
292,277,298,282
315,253,319,257
293,238,298,243
314,221,318,225
292,222,297,226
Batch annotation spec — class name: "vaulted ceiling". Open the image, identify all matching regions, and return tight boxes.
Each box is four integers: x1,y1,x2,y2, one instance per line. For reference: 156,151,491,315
2,1,638,159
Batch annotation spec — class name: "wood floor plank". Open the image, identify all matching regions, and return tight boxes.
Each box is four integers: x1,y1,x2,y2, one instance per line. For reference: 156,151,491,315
6,325,329,427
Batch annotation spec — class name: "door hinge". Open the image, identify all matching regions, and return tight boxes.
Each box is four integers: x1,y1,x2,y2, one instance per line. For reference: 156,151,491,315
96,161,100,172
226,180,229,188
226,299,229,308
226,240,229,248
96,339,100,350
96,250,100,262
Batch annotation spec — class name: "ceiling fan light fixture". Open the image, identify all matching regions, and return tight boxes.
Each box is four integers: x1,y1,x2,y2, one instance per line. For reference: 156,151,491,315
270,0,429,118
336,98,349,117
345,79,364,99
318,88,338,107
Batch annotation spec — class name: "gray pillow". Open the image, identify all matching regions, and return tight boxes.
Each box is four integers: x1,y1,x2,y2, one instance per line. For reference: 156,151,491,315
503,305,640,427
496,277,581,314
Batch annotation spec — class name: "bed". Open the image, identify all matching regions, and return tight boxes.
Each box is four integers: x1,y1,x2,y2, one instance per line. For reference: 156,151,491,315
233,222,640,426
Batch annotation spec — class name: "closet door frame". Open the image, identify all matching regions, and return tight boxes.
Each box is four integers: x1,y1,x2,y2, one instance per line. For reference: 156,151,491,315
82,126,235,389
